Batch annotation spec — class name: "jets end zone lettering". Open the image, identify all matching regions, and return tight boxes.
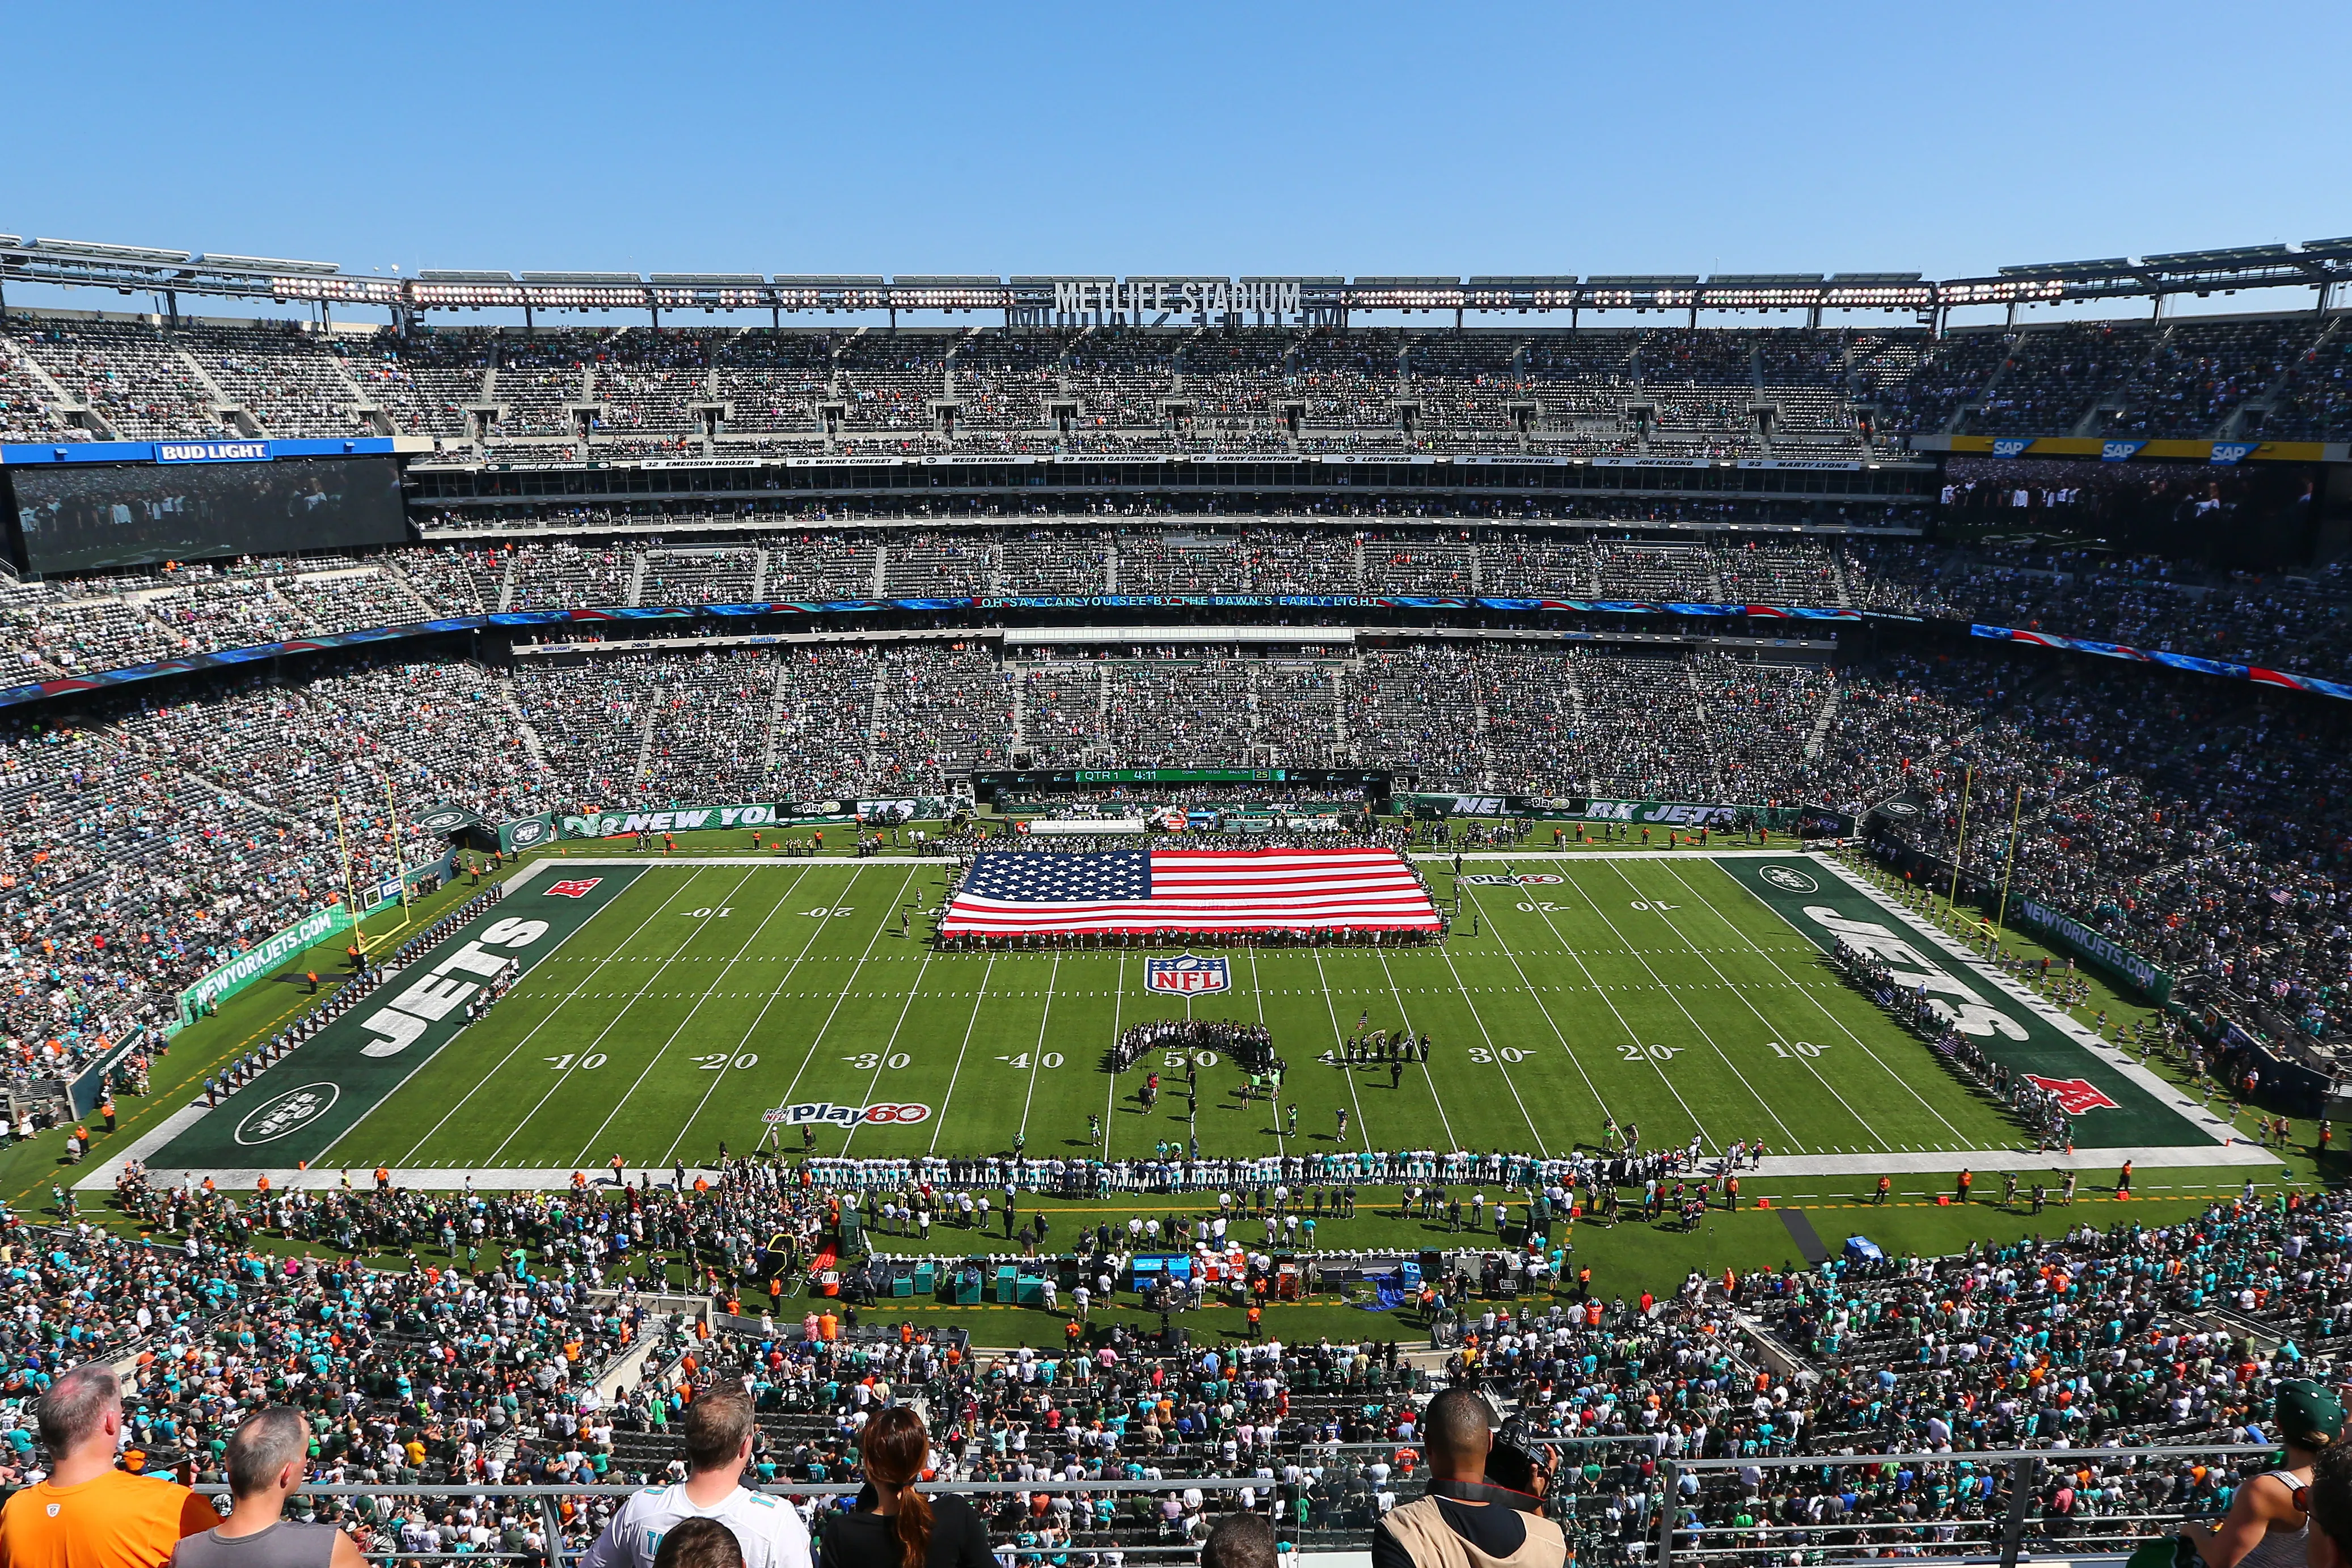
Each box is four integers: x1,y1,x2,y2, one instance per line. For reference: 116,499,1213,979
763,1102,930,1126
152,865,646,1170
1728,858,2211,1149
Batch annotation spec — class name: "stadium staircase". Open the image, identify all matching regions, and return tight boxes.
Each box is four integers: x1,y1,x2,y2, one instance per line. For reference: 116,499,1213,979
1,328,111,437
1948,324,2029,434
1804,686,1838,760
2228,314,2346,438
1683,663,1729,800
165,334,255,437
632,699,657,786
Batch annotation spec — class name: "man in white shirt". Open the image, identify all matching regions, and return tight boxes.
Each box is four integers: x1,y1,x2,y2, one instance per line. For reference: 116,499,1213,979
580,1391,810,1568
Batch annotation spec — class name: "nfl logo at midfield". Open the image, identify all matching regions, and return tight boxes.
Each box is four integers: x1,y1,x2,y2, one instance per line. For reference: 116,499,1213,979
1146,955,1231,995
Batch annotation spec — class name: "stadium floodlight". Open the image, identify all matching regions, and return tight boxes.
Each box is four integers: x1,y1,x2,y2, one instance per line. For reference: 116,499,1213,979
518,271,644,285
649,273,768,287
32,238,193,264
416,269,518,282
198,253,340,274
1705,274,1826,287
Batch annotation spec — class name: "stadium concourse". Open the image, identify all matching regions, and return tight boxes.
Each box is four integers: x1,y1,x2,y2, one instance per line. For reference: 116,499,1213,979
5,257,2352,1568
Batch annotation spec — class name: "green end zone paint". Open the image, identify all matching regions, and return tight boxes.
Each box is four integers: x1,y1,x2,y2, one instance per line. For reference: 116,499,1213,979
1720,856,2216,1150
153,866,645,1170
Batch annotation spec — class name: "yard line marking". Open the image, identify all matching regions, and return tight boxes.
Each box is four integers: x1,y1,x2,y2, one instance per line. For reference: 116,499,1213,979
1104,953,1126,1163
1307,948,1371,1151
1547,868,1801,1151
1603,859,1890,1149
920,953,998,1156
771,866,922,1111
1466,881,1705,1148
1244,948,1283,1159
384,867,739,1165
1015,954,1062,1140
480,865,766,1168
1370,950,1467,1152
652,867,841,1167
564,865,812,1166
1660,860,1973,1148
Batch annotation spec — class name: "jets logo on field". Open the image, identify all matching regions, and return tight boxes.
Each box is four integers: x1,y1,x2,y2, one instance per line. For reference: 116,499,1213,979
507,819,551,849
544,877,602,898
1760,866,1819,894
234,1083,341,1146
2023,1075,2119,1115
1146,955,1231,995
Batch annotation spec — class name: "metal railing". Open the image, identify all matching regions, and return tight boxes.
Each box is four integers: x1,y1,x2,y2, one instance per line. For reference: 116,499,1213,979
199,1443,2282,1568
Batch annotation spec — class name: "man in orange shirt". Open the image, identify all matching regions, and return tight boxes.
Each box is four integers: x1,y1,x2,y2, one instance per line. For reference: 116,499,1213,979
0,1364,216,1568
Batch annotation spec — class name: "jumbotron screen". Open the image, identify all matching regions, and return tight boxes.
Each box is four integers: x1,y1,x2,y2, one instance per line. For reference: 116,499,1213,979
6,457,407,574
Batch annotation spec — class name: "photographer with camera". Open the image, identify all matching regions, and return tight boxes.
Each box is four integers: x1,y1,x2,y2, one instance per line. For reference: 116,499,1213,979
1372,1389,1563,1568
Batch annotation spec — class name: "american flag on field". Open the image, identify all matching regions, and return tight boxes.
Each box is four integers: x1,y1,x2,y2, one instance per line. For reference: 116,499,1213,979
939,848,1443,936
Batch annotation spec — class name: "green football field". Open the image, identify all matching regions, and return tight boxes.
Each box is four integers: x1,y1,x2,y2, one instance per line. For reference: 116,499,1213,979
147,847,2221,1178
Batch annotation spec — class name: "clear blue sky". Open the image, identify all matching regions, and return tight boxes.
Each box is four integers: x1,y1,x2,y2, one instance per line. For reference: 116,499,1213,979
3,1,2343,284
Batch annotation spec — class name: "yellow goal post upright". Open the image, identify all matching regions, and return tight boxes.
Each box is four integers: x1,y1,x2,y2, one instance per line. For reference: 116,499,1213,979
336,775,421,957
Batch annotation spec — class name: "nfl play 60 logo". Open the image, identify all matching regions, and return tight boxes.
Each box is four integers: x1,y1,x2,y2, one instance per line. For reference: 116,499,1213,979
1146,955,1231,995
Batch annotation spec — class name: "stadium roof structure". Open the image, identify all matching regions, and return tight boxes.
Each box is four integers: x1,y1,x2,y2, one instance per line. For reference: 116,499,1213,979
3,233,2349,320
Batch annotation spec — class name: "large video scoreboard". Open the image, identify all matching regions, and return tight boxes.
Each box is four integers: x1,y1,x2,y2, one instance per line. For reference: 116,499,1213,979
1,439,408,574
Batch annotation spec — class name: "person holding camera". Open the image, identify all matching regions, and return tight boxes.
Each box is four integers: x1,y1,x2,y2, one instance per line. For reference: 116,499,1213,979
1371,1389,1563,1568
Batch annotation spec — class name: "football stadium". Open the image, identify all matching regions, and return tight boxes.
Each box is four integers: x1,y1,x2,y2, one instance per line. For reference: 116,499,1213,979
6,15,2352,1568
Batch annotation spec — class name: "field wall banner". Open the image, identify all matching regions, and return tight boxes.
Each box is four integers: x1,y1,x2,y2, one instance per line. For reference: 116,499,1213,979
2012,896,2175,1003
175,903,355,1027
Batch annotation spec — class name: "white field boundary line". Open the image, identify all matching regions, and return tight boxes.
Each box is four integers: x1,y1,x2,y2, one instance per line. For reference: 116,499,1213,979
1599,857,1928,1152
1367,948,1464,1153
1813,853,2240,1150
96,1134,2277,1195
1653,857,1974,1150
651,865,844,1167
1464,879,1714,1151
383,865,733,1164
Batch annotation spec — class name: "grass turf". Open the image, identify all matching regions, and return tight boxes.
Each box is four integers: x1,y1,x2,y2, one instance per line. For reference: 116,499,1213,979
311,851,2044,1172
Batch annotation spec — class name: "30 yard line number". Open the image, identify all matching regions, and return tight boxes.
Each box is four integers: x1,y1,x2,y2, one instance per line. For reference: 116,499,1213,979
845,1052,911,1071
1467,1047,1528,1064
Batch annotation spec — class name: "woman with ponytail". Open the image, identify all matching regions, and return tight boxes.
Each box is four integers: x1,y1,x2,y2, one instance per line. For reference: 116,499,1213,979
822,1408,990,1568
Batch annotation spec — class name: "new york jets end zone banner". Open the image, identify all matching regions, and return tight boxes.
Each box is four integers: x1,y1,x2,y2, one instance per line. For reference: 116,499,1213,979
150,866,645,1170
175,903,355,1028
2013,896,2174,1003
